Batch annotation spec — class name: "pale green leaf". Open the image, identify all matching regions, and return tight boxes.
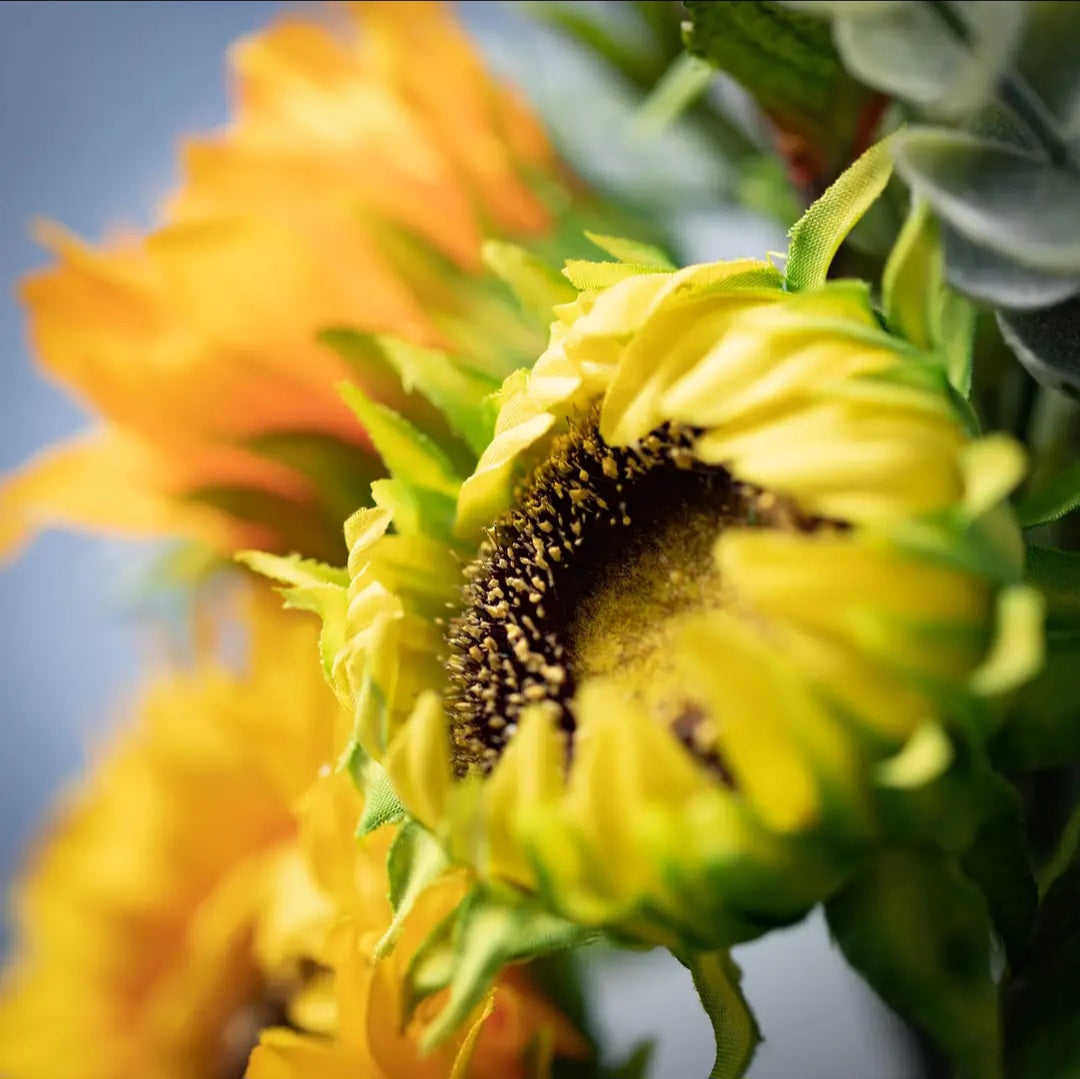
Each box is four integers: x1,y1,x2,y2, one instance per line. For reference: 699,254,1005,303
894,128,1080,274
998,297,1080,396
833,2,1025,117
942,225,1080,311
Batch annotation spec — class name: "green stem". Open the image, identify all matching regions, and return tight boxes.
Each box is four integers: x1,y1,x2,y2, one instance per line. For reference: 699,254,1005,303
686,951,760,1079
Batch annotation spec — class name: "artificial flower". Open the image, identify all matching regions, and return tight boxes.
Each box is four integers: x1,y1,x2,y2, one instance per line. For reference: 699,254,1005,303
0,589,583,1079
255,244,1042,955
1,1,578,564
247,769,588,1079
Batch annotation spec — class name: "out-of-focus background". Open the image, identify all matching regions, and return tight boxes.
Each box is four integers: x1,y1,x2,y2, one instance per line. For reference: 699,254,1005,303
0,2,914,1075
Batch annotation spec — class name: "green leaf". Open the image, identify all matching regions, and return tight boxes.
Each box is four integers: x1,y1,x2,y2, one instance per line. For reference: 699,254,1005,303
1003,837,1080,1079
781,1,903,13
686,951,760,1079
1025,545,1080,636
882,199,976,395
959,774,1037,965
826,847,1002,1079
1017,461,1080,528
998,296,1080,396
1039,799,1080,897
831,2,1026,117
942,225,1080,311
583,232,675,270
375,820,449,957
785,136,894,290
683,0,874,175
893,128,1080,274
991,632,1080,771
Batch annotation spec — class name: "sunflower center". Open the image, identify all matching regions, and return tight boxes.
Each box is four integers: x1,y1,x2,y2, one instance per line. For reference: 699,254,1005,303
445,413,816,777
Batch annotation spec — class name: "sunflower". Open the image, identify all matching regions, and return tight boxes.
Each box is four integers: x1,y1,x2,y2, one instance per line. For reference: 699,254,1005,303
0,590,584,1079
1,1,586,565
253,239,1042,965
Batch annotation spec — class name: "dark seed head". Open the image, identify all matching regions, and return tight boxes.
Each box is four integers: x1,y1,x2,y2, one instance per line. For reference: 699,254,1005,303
444,410,831,777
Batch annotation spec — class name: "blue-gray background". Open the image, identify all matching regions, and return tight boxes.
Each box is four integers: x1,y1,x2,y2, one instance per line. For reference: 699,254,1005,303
0,3,913,1075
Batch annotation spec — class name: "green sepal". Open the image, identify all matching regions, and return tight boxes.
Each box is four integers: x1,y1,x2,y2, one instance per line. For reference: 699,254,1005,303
483,240,578,320
1003,835,1080,1079
405,886,601,1052
339,383,461,496
882,199,976,396
345,742,406,838
785,136,894,291
235,551,348,680
186,484,344,565
368,336,500,459
959,773,1037,965
563,259,669,291
583,231,675,270
245,429,386,531
375,820,449,958
825,846,1003,1079
684,951,760,1079
370,477,458,542
1017,460,1080,528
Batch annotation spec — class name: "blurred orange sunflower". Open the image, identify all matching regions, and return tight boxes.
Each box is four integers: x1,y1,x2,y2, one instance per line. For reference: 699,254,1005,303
0,591,586,1079
1,1,579,564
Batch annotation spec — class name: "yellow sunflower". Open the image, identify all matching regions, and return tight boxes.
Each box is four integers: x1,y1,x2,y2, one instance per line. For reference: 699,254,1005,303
252,237,1042,968
1,1,584,564
0,590,585,1079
